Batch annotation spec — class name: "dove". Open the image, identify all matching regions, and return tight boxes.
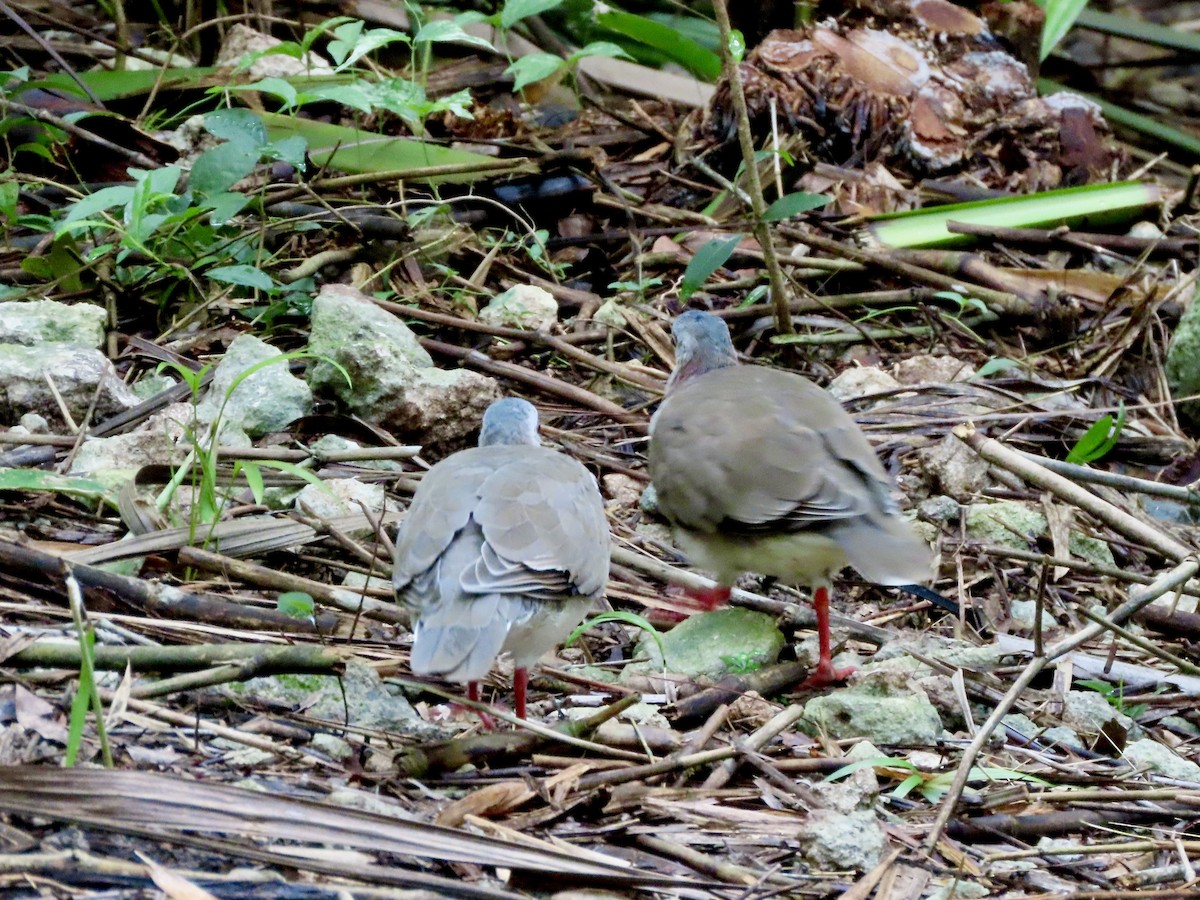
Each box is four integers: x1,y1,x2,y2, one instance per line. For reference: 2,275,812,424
648,310,932,687
393,397,609,719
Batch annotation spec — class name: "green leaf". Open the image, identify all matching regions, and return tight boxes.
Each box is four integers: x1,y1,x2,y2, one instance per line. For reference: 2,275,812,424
259,112,505,182
569,41,633,64
825,757,916,782
893,773,925,800
1039,0,1091,61
327,21,410,71
208,264,276,291
506,53,567,92
866,181,1162,249
238,461,265,505
204,108,267,148
764,192,828,221
277,591,316,621
203,191,250,225
0,468,116,505
727,29,746,63
189,142,260,196
971,357,1023,379
680,233,743,300
0,179,19,223
591,7,721,81
1065,401,1125,465
500,0,564,30
414,19,496,53
56,184,134,233
231,76,298,109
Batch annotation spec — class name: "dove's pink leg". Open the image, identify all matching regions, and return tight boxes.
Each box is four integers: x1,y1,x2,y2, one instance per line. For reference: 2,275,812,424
514,667,529,720
801,585,855,689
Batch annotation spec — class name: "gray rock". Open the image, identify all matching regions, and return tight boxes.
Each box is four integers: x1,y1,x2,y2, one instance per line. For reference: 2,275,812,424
18,412,48,432
919,433,990,500
639,482,659,515
478,284,558,330
0,299,106,347
920,495,960,522
131,372,177,401
799,808,885,871
803,685,943,745
637,608,784,679
827,367,901,403
1125,738,1200,782
874,634,1004,672
307,284,501,445
1010,599,1056,635
1062,690,1132,737
228,659,440,737
69,402,191,478
295,477,390,520
893,354,976,384
966,500,1114,566
196,333,312,437
0,343,139,425
310,733,353,760
1166,288,1200,428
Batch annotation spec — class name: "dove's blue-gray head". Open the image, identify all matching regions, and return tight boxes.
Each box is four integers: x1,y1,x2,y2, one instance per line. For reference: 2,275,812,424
667,310,739,392
478,397,541,447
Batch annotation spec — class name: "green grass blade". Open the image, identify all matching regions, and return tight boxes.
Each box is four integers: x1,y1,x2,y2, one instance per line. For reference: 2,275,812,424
866,181,1161,249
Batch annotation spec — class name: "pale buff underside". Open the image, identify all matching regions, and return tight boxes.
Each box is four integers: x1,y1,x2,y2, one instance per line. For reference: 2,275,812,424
500,596,594,673
673,527,849,588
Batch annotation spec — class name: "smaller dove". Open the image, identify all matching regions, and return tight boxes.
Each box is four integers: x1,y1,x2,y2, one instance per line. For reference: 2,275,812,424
393,397,610,719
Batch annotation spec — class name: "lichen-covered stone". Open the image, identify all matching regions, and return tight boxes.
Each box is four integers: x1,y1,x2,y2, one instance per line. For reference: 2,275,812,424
0,343,139,425
195,333,312,437
0,299,106,347
307,284,501,445
478,284,558,330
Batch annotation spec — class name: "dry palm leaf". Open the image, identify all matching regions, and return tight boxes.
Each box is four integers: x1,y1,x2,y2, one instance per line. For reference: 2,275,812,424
0,766,690,889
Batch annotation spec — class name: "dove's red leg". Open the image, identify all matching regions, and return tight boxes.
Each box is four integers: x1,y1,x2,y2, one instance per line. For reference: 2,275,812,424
463,681,498,728
687,584,732,609
801,584,855,689
513,667,529,720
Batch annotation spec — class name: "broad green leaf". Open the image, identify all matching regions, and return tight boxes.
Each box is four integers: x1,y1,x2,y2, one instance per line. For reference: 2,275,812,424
500,0,564,30
208,265,276,291
259,112,508,182
56,185,134,232
764,191,828,221
506,53,566,92
867,181,1162,249
591,6,720,80
414,19,496,53
0,468,116,505
188,141,260,196
203,191,251,225
971,357,1023,379
569,41,633,63
204,107,267,148
232,76,298,109
277,591,316,620
680,233,743,300
328,21,410,71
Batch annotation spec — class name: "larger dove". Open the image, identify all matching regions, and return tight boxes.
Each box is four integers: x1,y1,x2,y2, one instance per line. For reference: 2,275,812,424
393,397,609,719
648,310,932,687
